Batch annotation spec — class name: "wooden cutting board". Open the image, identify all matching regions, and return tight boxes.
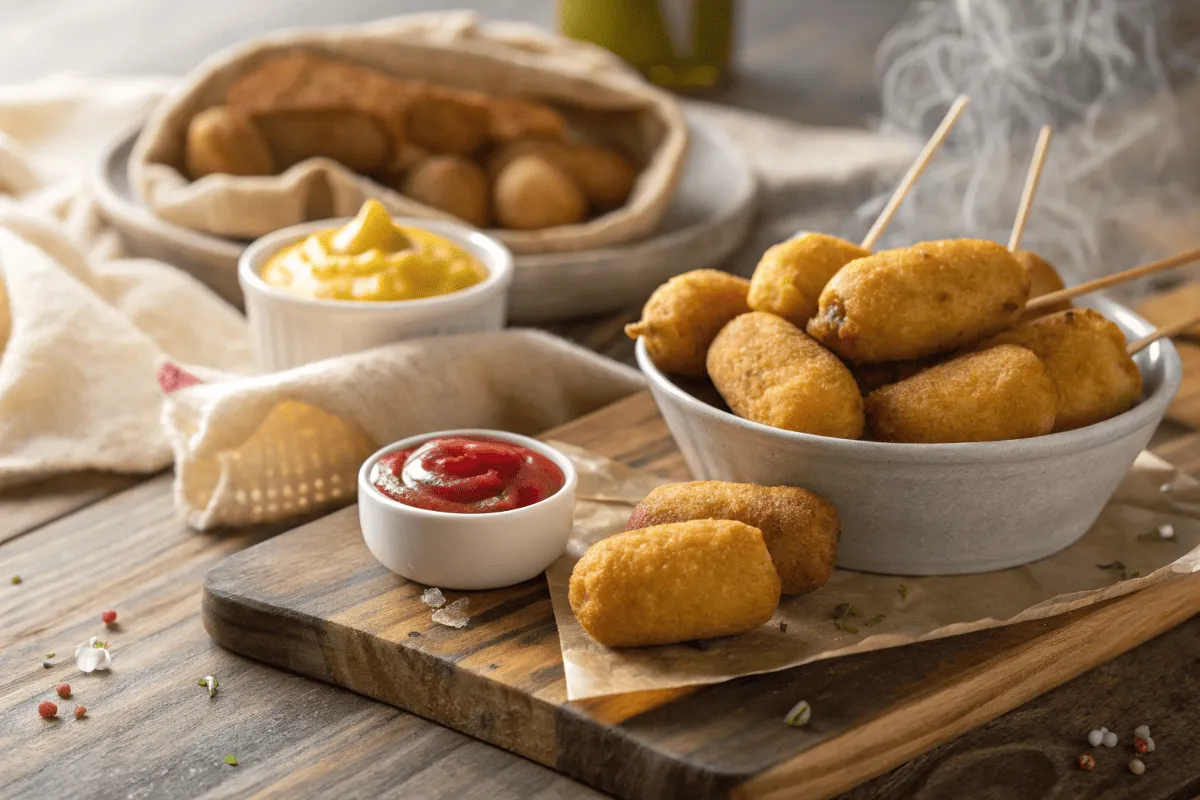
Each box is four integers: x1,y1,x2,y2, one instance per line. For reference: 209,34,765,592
202,391,1200,800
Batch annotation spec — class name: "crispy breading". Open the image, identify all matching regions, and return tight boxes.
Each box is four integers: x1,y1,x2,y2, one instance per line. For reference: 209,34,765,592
982,308,1142,432
865,345,1057,443
807,239,1031,363
626,481,839,595
707,312,864,439
569,520,780,648
625,269,750,378
748,234,870,326
1014,249,1071,318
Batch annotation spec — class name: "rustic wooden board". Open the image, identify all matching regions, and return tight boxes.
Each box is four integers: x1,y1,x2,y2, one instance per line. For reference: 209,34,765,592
202,391,1200,800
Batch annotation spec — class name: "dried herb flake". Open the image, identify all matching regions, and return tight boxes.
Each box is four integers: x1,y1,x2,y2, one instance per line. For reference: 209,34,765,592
863,613,886,627
779,621,789,633
223,755,238,766
897,584,908,601
784,700,812,727
831,603,861,620
834,620,859,634
10,575,21,584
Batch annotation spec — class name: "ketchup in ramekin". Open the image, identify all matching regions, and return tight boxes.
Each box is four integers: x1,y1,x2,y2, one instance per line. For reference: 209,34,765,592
370,435,565,514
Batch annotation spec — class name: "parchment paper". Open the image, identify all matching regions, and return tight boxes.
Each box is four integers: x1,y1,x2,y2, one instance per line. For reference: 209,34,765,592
545,442,1200,700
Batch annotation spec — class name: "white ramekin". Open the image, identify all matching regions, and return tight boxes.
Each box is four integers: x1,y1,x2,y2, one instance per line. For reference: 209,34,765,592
357,430,578,590
239,217,514,372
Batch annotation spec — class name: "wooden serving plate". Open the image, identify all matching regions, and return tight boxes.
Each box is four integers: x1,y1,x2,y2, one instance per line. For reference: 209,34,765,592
202,392,1200,799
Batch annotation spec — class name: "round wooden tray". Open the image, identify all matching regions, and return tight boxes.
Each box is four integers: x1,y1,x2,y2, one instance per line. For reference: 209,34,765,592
90,110,757,323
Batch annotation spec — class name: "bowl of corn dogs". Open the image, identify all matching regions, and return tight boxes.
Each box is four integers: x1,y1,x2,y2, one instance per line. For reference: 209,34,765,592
626,102,1188,575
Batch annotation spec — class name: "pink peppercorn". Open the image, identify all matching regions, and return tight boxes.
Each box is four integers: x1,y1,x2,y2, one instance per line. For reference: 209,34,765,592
1134,738,1149,755
38,700,57,718
101,610,118,625
56,683,71,698
74,705,87,719
1078,754,1095,771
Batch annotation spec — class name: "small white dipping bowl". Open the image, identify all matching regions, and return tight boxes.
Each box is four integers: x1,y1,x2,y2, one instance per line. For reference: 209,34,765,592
357,429,578,590
638,297,1182,576
239,217,513,372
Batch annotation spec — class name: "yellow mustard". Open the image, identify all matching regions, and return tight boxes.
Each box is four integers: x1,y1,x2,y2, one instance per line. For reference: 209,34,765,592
261,200,487,302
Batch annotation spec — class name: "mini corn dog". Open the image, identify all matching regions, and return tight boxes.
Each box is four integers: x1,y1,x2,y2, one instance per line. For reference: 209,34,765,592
747,234,871,326
569,520,780,648
865,345,1057,443
982,308,1142,432
626,481,839,595
806,239,1031,363
625,269,750,378
708,312,864,439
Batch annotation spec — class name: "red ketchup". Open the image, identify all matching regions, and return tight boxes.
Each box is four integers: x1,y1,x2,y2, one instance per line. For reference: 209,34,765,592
371,435,565,514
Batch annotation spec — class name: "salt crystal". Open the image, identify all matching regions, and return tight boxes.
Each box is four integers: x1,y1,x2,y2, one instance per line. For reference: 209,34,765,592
1158,524,1175,540
421,588,446,608
1129,758,1146,776
1103,730,1118,748
1134,724,1151,739
431,598,470,629
1160,482,1174,494
1087,729,1104,747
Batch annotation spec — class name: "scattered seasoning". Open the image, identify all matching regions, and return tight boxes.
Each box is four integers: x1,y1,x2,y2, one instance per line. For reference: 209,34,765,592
863,613,886,627
408,631,421,638
100,610,117,625
897,583,909,602
1103,730,1118,748
74,705,87,719
1122,570,1141,581
92,640,106,649
1134,724,1151,740
1088,729,1104,747
1143,737,1156,753
420,588,446,609
431,598,470,629
1129,758,1146,775
56,683,71,698
833,621,859,634
779,621,789,633
1135,737,1149,755
1160,482,1174,493
45,653,55,659
197,676,218,697
10,575,21,584
1078,754,1095,771
75,638,112,673
1096,561,1126,571
223,755,238,766
1137,523,1177,543
784,700,812,728
42,660,53,669
831,603,860,620
38,700,58,719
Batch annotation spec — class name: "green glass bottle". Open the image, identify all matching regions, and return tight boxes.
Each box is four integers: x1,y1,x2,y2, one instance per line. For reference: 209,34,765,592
559,0,734,90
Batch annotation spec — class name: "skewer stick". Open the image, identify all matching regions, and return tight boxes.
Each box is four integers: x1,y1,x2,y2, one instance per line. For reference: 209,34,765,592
1008,125,1053,252
1127,312,1200,355
1026,247,1200,312
859,95,971,251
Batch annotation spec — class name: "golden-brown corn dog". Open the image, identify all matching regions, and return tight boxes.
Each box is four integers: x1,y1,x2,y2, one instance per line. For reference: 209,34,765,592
626,481,839,595
748,234,871,326
708,312,864,438
569,520,780,648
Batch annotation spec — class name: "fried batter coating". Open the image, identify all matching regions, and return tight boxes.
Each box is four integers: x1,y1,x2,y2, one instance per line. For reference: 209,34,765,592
748,234,870,326
486,97,566,142
625,269,750,378
806,239,1031,363
402,156,490,228
569,520,781,648
185,107,274,179
406,91,490,155
865,345,1056,443
488,140,637,211
253,109,391,172
1014,249,1071,317
982,308,1142,432
708,312,864,439
626,481,839,595
492,154,587,229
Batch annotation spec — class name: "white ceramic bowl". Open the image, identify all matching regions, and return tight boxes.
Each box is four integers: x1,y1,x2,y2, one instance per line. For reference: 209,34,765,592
638,297,1182,576
239,218,513,372
357,430,578,590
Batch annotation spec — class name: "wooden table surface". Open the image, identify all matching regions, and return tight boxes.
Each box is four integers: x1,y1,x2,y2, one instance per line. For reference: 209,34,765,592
4,1,1200,798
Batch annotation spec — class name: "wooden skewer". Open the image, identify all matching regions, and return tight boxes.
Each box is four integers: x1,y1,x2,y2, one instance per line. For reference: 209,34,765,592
1026,247,1200,313
1007,125,1053,252
1127,312,1200,355
859,95,971,251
